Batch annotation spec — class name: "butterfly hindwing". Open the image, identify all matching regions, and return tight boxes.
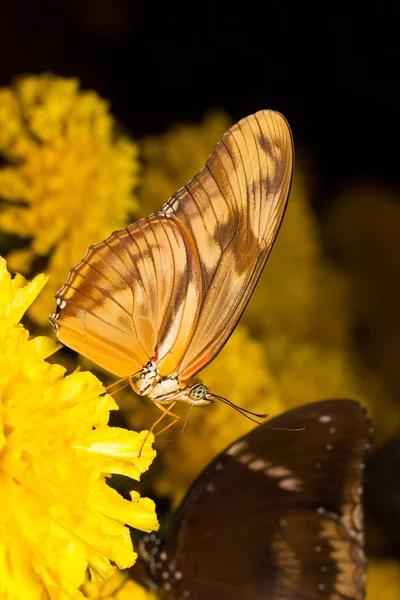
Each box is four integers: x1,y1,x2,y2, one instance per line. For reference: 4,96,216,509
140,400,370,599
54,213,203,377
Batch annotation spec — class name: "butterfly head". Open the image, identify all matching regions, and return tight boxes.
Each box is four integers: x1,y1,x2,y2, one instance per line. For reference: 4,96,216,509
187,382,214,405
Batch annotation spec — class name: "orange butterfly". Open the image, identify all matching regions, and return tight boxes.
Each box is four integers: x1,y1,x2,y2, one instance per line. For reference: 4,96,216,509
50,110,293,427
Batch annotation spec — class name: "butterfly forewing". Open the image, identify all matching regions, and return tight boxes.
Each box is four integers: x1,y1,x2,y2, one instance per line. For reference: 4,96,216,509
166,111,293,380
140,400,370,599
51,110,293,383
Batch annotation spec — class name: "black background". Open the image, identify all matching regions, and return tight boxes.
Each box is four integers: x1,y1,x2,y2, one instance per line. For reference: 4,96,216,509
1,0,398,213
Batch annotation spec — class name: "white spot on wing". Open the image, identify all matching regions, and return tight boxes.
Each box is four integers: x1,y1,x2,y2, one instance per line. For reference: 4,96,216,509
266,465,293,478
227,440,248,457
318,415,332,423
248,458,272,471
278,477,302,492
237,453,254,465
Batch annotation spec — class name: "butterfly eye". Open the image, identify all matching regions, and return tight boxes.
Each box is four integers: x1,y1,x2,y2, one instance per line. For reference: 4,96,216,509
189,383,208,402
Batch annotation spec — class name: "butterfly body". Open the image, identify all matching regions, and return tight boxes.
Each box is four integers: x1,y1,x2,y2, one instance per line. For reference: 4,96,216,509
50,110,293,409
132,360,212,406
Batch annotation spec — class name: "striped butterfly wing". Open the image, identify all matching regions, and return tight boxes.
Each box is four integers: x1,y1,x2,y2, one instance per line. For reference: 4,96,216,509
51,110,293,380
135,400,371,599
52,214,202,377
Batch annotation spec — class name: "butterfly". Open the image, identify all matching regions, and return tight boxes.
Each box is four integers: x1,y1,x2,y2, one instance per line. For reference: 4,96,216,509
130,400,372,600
49,110,293,423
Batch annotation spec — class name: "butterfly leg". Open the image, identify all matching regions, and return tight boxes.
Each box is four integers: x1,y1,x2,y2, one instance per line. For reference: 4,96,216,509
152,416,180,438
105,376,130,395
152,401,180,421
138,402,180,457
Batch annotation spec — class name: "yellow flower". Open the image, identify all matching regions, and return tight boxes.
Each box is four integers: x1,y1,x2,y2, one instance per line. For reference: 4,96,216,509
366,560,400,600
0,74,139,325
326,183,400,411
81,570,157,600
0,257,158,599
243,167,350,347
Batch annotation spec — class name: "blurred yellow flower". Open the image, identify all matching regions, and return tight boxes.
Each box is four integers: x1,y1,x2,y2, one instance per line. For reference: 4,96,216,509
0,74,139,325
244,167,350,348
0,257,158,599
366,559,400,600
82,569,157,600
325,183,400,400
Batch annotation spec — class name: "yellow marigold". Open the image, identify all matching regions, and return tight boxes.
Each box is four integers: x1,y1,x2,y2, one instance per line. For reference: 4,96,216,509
366,559,400,600
0,74,139,325
82,570,157,600
0,257,158,599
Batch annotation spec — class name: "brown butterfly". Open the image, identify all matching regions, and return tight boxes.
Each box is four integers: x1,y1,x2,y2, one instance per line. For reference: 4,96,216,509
133,400,371,599
50,110,293,426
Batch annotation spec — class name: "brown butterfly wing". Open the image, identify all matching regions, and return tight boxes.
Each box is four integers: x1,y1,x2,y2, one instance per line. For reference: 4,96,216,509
151,400,370,599
53,214,202,377
162,110,293,381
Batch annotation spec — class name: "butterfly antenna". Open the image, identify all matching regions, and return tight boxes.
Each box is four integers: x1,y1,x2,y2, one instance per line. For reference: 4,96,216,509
211,394,305,431
211,394,267,425
211,394,268,418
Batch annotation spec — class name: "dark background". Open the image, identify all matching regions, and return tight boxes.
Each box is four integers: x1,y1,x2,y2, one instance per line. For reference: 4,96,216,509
1,0,399,214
